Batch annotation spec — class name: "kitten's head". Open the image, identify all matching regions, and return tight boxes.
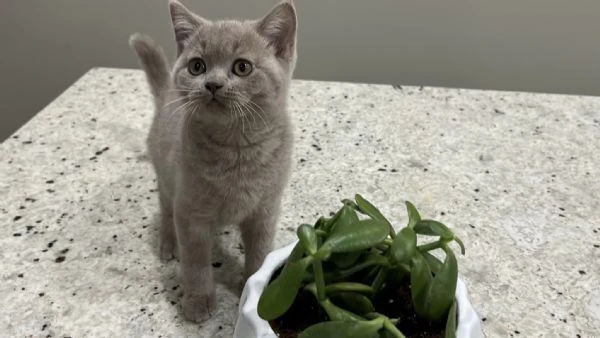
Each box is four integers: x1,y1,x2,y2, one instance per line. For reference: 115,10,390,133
169,0,297,126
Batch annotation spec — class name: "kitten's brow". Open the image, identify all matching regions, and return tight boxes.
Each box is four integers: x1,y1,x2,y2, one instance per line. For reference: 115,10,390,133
232,40,241,54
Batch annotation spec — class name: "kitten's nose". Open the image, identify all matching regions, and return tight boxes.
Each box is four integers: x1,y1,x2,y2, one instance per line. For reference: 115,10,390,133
205,82,223,95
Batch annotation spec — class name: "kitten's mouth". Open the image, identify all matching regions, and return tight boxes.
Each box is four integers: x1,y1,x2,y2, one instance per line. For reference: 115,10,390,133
207,96,225,107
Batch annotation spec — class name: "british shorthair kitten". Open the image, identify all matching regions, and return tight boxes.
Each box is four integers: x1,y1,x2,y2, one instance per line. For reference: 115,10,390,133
129,0,297,322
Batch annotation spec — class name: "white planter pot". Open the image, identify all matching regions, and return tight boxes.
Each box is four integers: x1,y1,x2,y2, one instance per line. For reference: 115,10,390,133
234,242,484,338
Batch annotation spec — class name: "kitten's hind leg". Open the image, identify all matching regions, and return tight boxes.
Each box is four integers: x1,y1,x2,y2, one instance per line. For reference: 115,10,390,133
239,198,281,280
158,190,177,261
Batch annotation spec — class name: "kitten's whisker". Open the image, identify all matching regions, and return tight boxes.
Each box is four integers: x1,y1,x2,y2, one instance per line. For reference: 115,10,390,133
246,99,267,116
237,101,253,133
249,101,270,129
228,92,246,134
245,102,258,130
229,103,238,135
233,102,243,134
163,95,189,108
227,91,253,128
168,88,195,92
239,102,258,131
224,89,265,134
240,105,246,134
233,102,245,140
171,100,194,119
166,100,194,127
243,101,269,130
183,101,199,139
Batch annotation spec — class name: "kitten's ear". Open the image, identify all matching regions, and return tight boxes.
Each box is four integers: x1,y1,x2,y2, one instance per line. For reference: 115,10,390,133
169,0,207,55
256,1,297,61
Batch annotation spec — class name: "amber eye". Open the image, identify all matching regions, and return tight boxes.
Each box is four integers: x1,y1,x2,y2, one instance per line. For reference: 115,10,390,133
232,59,253,77
187,58,206,76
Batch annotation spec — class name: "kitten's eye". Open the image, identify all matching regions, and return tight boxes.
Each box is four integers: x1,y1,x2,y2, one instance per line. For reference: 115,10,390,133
232,59,253,77
187,58,206,76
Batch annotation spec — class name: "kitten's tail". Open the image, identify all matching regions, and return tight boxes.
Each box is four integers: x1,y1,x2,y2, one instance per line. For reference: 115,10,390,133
129,33,170,99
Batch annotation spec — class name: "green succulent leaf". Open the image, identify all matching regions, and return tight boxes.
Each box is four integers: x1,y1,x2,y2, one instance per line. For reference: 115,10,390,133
322,206,344,233
257,256,313,321
314,216,328,230
325,282,374,295
410,252,433,317
304,284,364,322
342,198,359,209
317,207,364,258
298,224,318,255
379,330,396,338
322,219,390,253
422,251,443,275
319,298,364,322
315,253,390,283
444,300,458,338
355,194,387,222
424,248,458,320
414,220,454,240
299,319,383,338
382,317,408,338
390,227,417,264
405,201,421,230
454,236,466,255
277,242,307,277
355,194,396,238
330,251,363,268
328,204,359,234
330,292,375,315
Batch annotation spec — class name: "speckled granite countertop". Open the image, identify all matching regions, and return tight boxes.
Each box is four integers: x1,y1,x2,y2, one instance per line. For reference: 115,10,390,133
1,67,599,337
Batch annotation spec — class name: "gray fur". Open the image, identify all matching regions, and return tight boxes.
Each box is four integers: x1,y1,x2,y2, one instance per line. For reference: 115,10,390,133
129,34,170,99
129,0,297,323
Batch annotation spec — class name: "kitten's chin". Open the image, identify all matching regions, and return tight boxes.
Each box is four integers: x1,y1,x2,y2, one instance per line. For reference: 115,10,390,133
208,98,227,108
192,100,236,124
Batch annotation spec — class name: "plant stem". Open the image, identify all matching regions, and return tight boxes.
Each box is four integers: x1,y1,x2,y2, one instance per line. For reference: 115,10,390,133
388,223,397,239
371,267,388,293
383,317,406,338
398,262,411,274
315,229,328,237
364,312,380,320
417,240,443,252
376,243,389,251
337,259,387,280
313,260,327,301
366,313,405,338
302,256,390,283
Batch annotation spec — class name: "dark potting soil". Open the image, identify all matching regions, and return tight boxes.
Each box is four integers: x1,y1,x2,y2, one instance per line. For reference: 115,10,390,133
269,288,330,338
268,268,447,338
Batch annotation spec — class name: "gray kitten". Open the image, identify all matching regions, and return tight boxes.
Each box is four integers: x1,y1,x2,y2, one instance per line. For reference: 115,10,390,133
129,0,296,322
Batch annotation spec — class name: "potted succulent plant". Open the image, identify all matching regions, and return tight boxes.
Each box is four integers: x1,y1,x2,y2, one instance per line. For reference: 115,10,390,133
234,195,484,338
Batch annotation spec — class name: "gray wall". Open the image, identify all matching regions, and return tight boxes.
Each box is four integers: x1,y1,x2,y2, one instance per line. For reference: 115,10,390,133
1,0,599,141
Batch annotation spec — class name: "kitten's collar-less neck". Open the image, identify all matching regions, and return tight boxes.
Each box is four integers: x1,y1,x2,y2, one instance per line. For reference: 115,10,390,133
205,130,261,148
186,120,276,149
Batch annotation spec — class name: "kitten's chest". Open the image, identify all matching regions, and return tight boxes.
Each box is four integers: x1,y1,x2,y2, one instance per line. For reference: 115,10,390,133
195,137,280,179
192,142,278,189
201,152,276,224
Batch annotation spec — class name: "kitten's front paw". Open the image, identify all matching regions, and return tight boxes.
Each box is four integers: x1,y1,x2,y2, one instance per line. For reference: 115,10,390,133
182,292,217,323
159,236,178,261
